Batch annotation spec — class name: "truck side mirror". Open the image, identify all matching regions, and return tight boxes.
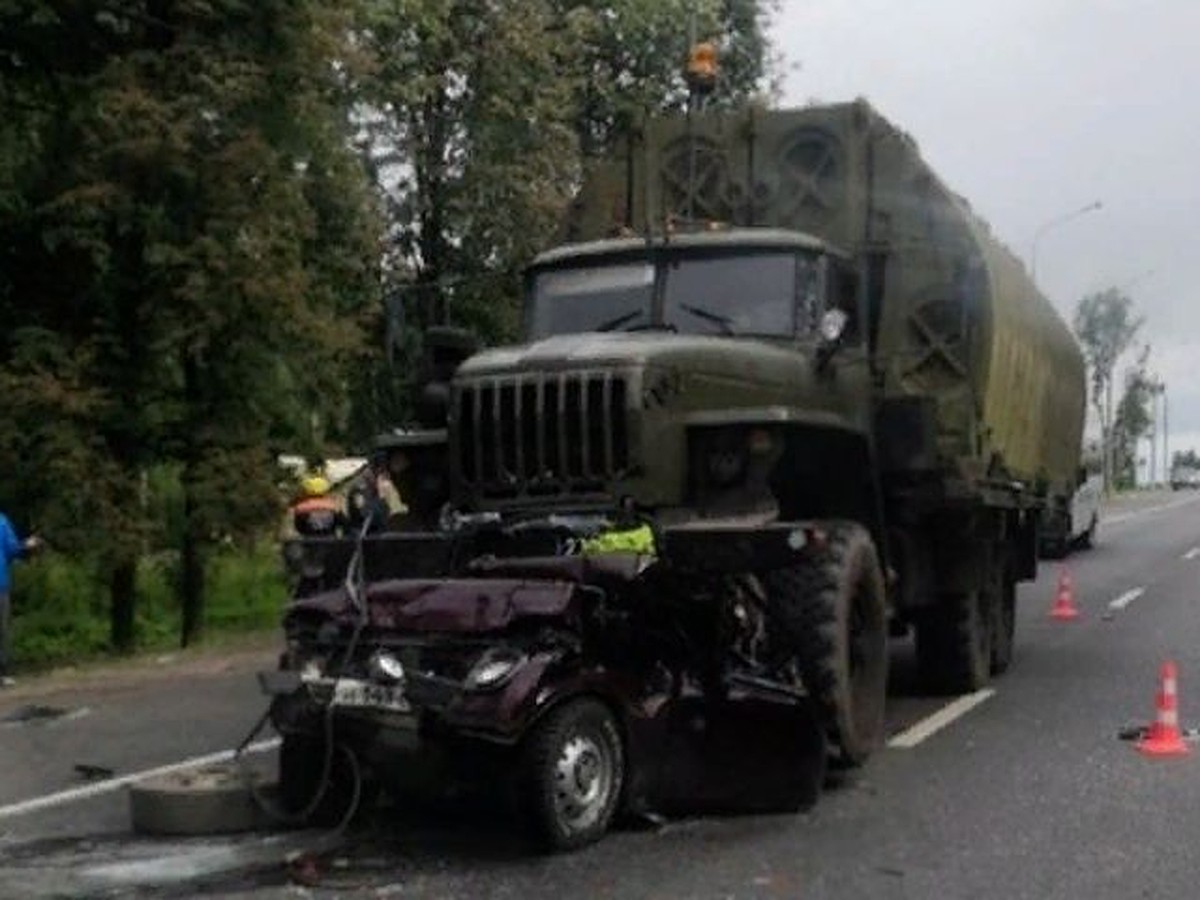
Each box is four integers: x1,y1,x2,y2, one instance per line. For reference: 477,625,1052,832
816,308,848,371
415,326,479,426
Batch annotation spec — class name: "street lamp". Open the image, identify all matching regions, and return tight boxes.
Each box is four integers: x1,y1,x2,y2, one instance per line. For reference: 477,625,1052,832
1030,200,1103,285
1156,384,1166,489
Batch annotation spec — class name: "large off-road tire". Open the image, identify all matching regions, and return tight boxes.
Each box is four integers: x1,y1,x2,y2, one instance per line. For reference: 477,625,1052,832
989,565,1016,676
518,698,624,852
763,522,889,767
916,587,993,694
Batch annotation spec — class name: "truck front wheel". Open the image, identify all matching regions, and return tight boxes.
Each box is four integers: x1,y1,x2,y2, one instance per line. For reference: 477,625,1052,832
763,522,888,767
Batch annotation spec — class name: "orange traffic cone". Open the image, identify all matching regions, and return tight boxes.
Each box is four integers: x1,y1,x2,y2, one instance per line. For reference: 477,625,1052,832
1137,661,1190,757
1048,566,1080,621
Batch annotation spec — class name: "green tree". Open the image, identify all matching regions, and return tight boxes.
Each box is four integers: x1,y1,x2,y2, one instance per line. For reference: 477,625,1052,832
349,0,775,435
0,1,381,649
1073,288,1143,493
1172,449,1200,471
560,0,776,158
1110,346,1153,488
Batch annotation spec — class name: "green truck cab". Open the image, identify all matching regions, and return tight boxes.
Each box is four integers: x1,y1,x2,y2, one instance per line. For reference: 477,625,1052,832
453,229,875,527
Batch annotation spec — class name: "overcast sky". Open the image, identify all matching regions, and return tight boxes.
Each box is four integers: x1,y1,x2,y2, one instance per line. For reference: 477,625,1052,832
773,0,1200,478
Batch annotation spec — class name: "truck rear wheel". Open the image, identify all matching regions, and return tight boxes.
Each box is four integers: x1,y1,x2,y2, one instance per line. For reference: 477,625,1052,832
763,522,888,767
916,588,992,694
989,566,1016,676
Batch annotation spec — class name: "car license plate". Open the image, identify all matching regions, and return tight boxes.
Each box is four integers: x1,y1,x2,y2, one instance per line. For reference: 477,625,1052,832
331,678,411,713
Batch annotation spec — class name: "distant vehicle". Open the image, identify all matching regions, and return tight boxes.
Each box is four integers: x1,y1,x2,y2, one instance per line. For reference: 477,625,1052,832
1040,470,1100,558
1170,466,1200,490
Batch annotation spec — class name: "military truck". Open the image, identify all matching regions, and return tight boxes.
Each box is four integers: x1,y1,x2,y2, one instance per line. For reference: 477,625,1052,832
462,99,1085,681
266,100,1086,849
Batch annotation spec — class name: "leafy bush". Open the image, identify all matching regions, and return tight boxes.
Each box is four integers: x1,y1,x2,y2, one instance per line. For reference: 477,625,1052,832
8,545,288,670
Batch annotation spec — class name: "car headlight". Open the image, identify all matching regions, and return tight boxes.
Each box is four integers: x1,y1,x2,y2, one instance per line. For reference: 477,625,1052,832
367,651,406,684
465,649,527,691
300,658,324,681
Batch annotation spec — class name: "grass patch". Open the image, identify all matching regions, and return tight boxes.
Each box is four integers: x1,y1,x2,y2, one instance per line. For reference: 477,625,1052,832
8,544,289,671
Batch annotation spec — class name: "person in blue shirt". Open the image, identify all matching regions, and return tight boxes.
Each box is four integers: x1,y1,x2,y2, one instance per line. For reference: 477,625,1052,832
0,512,41,686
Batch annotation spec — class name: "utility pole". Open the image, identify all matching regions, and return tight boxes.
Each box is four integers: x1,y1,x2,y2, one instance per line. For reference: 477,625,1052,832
1163,385,1170,482
1149,387,1158,485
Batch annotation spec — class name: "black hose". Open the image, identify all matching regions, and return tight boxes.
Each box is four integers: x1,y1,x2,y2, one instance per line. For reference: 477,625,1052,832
236,696,346,828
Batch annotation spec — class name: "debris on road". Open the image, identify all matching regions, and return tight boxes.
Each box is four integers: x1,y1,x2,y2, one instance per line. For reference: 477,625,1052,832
287,851,322,887
73,763,115,781
129,762,271,835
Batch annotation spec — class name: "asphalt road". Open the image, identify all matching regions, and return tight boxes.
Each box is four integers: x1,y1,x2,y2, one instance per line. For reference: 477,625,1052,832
3,490,1200,899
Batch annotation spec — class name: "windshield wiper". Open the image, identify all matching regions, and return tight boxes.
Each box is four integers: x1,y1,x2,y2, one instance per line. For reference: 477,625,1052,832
595,310,644,332
679,302,735,335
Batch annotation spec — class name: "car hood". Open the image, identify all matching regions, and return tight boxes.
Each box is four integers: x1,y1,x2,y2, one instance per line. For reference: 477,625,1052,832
286,578,580,634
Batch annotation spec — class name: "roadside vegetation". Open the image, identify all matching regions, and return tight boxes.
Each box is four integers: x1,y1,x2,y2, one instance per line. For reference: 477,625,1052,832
0,1,776,667
1074,288,1156,492
11,545,285,671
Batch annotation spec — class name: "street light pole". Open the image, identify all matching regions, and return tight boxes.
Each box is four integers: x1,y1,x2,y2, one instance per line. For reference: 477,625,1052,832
1163,385,1170,484
1030,200,1104,286
1149,382,1159,485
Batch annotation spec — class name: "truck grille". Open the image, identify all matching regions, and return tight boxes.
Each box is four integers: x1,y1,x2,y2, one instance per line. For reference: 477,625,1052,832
455,373,630,497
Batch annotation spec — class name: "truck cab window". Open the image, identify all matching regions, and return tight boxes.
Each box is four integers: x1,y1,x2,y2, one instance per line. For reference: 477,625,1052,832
529,262,654,338
663,251,812,338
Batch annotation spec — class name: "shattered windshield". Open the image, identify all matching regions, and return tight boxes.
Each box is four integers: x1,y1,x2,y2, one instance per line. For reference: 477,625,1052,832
528,250,819,339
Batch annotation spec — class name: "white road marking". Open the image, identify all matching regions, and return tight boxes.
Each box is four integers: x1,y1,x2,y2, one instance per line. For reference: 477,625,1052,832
1108,587,1146,611
0,738,280,821
1184,547,1200,560
888,689,996,749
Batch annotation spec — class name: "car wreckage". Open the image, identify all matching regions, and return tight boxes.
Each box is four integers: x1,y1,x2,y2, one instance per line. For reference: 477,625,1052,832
260,98,1086,850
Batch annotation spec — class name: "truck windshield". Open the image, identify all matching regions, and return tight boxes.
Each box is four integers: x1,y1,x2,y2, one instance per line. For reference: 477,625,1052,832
663,252,813,337
528,250,819,340
529,263,654,337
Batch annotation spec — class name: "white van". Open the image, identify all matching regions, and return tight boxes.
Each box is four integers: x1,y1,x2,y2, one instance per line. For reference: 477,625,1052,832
1068,474,1102,549
1041,472,1101,558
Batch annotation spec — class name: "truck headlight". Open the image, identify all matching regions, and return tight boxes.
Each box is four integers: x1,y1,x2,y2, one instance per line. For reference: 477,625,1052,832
703,431,748,487
465,649,526,690
695,427,781,490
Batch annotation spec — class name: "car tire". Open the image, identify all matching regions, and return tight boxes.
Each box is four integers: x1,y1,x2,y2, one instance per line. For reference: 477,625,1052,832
129,764,268,836
1078,516,1097,550
279,734,373,827
518,699,624,852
